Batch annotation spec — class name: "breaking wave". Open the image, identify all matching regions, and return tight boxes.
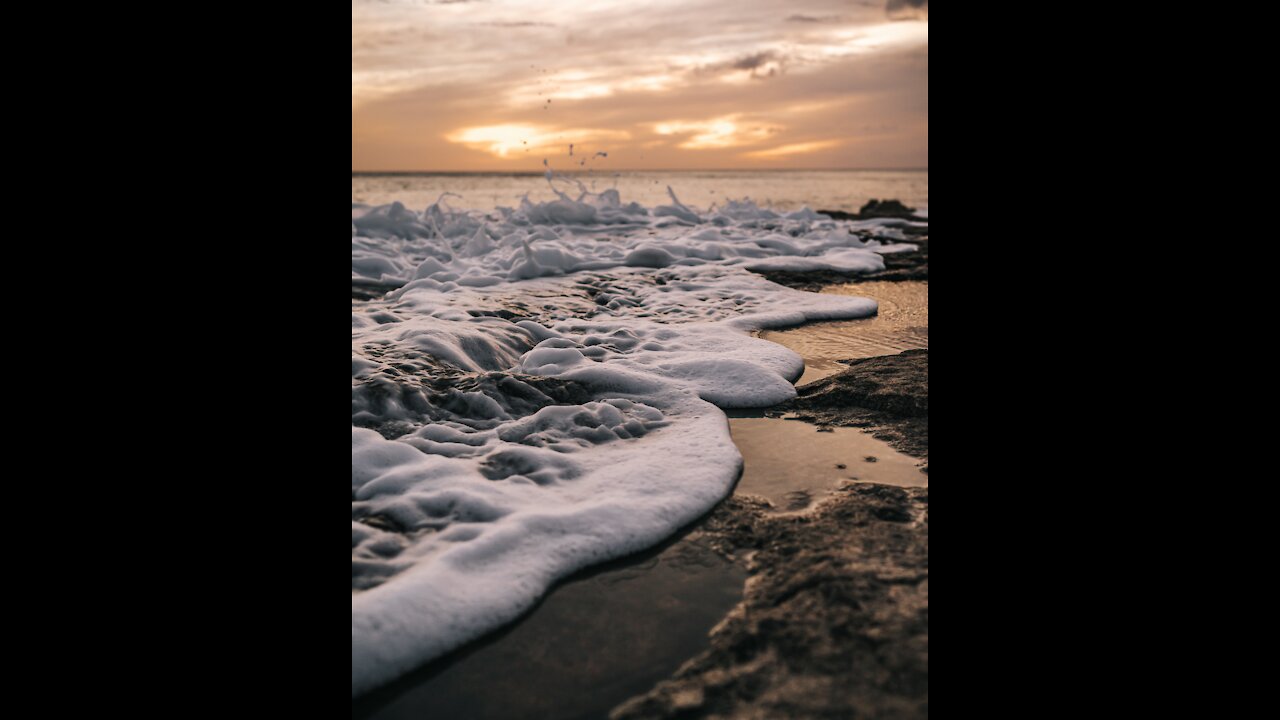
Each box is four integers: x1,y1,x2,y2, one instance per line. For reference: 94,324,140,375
351,182,915,696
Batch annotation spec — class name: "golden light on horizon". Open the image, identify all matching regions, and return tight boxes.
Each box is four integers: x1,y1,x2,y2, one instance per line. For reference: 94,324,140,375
447,124,632,158
352,0,928,171
653,116,780,150
743,140,843,159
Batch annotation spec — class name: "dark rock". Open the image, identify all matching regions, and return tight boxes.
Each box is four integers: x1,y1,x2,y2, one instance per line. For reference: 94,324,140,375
816,201,926,222
794,351,928,417
612,485,929,720
857,199,923,221
782,350,929,460
611,355,931,718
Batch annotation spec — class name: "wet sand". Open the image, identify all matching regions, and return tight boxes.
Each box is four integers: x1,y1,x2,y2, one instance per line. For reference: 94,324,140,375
352,532,746,720
351,409,928,720
729,415,926,512
761,281,928,385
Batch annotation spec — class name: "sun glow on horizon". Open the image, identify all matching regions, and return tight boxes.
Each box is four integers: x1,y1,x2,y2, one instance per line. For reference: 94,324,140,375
653,116,780,150
353,1,928,171
447,124,631,158
743,140,843,159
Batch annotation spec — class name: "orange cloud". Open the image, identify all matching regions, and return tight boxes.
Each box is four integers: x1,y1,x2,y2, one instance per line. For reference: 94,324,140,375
742,140,842,159
352,1,928,171
652,116,780,150
447,124,631,158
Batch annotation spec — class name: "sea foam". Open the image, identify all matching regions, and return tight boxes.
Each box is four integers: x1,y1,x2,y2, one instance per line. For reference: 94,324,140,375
351,183,915,696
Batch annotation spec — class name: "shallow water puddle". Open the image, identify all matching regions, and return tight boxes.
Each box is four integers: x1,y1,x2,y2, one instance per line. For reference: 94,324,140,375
356,412,927,719
762,281,928,384
352,534,745,720
730,416,927,511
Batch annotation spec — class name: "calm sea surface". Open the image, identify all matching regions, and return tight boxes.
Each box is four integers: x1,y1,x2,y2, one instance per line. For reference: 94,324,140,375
352,170,928,214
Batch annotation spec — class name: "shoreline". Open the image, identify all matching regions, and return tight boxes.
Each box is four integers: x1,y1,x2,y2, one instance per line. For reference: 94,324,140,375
614,484,928,719
352,205,929,718
613,310,929,718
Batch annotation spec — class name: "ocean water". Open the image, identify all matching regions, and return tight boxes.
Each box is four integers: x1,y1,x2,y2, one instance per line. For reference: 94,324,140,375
352,170,928,214
351,174,927,697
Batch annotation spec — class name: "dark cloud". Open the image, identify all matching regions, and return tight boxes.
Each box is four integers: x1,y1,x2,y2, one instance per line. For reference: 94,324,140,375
887,0,929,20
786,14,841,24
352,1,487,5
690,50,789,80
732,51,781,72
480,21,557,28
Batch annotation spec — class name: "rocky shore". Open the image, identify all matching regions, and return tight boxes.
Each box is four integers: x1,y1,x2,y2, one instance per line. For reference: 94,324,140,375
611,203,929,719
351,200,930,720
613,484,928,720
780,349,929,461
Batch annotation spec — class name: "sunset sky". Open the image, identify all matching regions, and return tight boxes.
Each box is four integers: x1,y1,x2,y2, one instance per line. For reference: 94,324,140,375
352,0,928,172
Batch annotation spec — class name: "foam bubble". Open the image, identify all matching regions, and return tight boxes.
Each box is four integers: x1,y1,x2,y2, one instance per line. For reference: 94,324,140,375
351,186,907,696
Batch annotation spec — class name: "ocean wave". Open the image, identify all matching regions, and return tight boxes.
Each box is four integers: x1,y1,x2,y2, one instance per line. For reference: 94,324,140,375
351,185,910,697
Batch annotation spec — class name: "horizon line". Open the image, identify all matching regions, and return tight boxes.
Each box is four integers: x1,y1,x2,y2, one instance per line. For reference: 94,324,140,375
352,168,929,175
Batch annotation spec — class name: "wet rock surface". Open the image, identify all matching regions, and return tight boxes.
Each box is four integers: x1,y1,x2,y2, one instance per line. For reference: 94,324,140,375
610,348,929,719
352,201,931,717
856,199,924,221
778,350,929,460
821,199,927,222
612,484,928,720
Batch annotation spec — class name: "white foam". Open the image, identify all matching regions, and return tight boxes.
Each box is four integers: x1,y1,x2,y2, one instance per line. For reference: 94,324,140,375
351,186,906,696
351,187,914,290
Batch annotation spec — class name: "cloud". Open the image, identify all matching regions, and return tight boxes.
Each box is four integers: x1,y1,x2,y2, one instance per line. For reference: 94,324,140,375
732,51,781,72
694,50,789,80
742,140,842,159
786,14,841,24
446,124,631,158
353,1,928,170
887,0,929,21
479,21,557,28
653,115,781,149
